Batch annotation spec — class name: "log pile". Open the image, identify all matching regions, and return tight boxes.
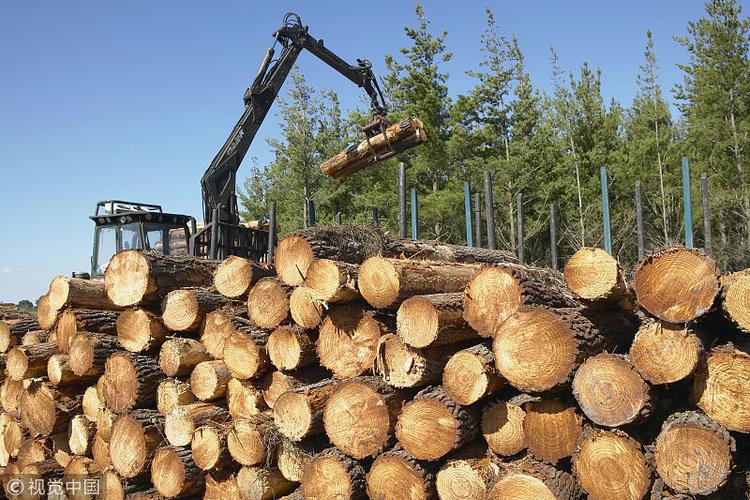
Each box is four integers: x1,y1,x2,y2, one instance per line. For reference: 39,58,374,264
2,226,748,499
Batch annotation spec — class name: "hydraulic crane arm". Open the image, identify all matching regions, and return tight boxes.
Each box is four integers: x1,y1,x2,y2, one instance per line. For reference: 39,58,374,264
200,12,388,226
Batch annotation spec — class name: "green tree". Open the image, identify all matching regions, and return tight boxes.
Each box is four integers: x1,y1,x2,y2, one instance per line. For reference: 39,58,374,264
17,300,33,311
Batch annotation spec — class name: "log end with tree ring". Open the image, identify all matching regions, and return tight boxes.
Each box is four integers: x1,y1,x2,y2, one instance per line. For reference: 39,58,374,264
395,395,465,461
0,413,23,465
159,338,209,378
397,295,441,348
82,386,102,422
274,391,316,442
573,428,651,500
523,399,583,464
237,466,295,500
109,414,151,478
36,295,57,330
227,417,268,466
19,381,57,437
274,235,315,286
165,403,218,447
102,353,139,413
214,255,253,298
436,459,495,500
488,472,555,500
191,425,224,471
268,326,315,371
117,308,166,352
151,447,193,498
302,449,366,500
157,378,196,416
190,360,231,401
366,451,433,500
0,321,11,353
692,344,750,433
223,333,267,380
305,259,355,302
6,347,30,381
67,414,92,456
104,250,151,307
227,377,267,420
201,310,238,359
47,275,71,310
722,273,750,333
443,344,503,405
161,289,202,332
289,286,324,329
493,307,578,392
632,247,719,323
655,411,735,495
629,321,703,384
47,353,75,386
463,266,523,337
572,353,651,427
482,400,527,457
317,306,382,379
359,256,402,308
248,278,290,329
563,247,624,302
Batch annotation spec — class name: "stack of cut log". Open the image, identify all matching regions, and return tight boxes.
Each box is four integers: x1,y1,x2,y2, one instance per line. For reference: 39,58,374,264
2,225,749,499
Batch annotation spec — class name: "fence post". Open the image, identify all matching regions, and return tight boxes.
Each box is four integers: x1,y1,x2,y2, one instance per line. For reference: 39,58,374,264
484,171,497,250
600,167,612,254
335,211,342,224
682,156,694,248
474,192,482,248
373,207,379,228
410,188,418,240
464,181,473,247
516,193,524,264
635,180,644,260
398,162,407,239
701,172,712,257
549,203,558,270
308,199,316,226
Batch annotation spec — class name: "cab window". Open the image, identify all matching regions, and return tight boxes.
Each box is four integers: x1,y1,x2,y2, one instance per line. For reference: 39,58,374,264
96,226,116,275
120,223,143,251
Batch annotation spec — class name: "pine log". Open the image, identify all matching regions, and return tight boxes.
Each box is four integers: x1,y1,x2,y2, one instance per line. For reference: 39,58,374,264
275,436,326,482
151,446,205,498
18,458,64,489
374,333,464,388
159,338,210,377
366,446,436,500
487,454,582,500
101,351,165,413
395,385,478,461
190,360,233,401
0,317,41,353
247,278,291,329
21,329,48,345
563,247,631,309
0,413,23,466
162,287,240,332
191,423,231,471
213,256,274,299
223,329,271,380
463,264,577,337
165,402,229,447
443,342,504,405
301,447,367,500
436,456,498,500
0,378,25,417
274,378,339,441
109,409,165,478
260,367,329,410
654,411,735,495
96,406,116,441
156,378,197,416
67,414,93,456
397,292,477,348
692,343,750,432
15,438,49,469
20,381,80,437
304,259,359,303
632,247,719,323
274,224,388,286
94,437,116,475
200,311,249,359
54,308,117,353
81,385,102,422
237,466,296,500
226,413,274,466
267,326,317,371
204,469,241,499
482,398,528,457
320,117,427,179
572,427,651,500
387,238,518,264
36,295,57,330
360,256,482,309
317,304,383,379
226,377,267,419
721,270,750,333
6,341,58,381
523,399,583,464
629,320,706,384
48,353,95,386
48,275,120,311
68,331,118,378
288,286,325,329
116,308,167,353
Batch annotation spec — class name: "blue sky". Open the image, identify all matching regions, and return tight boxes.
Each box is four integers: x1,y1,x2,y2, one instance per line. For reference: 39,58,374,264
0,1,744,302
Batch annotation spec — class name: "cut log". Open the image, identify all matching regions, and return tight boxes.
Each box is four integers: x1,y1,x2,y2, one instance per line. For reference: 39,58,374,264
20,381,80,437
482,398,528,457
304,259,359,303
116,308,167,353
159,338,210,377
21,329,48,345
572,427,651,500
721,271,750,333
201,311,248,359
397,292,477,348
101,351,165,413
563,247,630,308
190,360,233,401
191,424,230,471
260,368,329,409
205,469,241,499
96,406,116,441
442,342,504,405
81,386,102,423
237,466,296,500
223,329,271,380
247,278,291,329
104,250,218,306
54,308,118,353
267,326,317,371
274,224,388,286
48,353,94,386
654,411,735,495
165,402,229,447
359,256,482,309
108,409,165,478
68,331,118,377
47,275,121,311
214,256,274,299
436,456,498,500
0,378,25,417
6,341,58,381
523,399,583,464
36,295,57,330
320,117,427,179
273,379,339,441
157,378,197,416
487,454,582,500
387,238,518,265
301,447,367,500
0,413,23,466
226,377,267,419
324,376,406,459
152,446,205,498
317,305,383,379
288,286,325,329
275,436,326,482
366,446,436,500
0,317,40,353
572,353,651,427
395,386,478,461
629,320,705,384
226,414,274,466
631,247,719,323
162,287,239,332
374,333,462,388
67,414,93,456
692,343,750,432
463,264,577,337
15,439,48,469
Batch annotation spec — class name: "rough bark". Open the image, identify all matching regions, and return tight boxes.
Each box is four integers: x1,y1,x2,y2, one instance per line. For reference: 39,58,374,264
101,351,165,413
47,275,121,311
54,308,118,353
387,239,518,265
0,317,41,352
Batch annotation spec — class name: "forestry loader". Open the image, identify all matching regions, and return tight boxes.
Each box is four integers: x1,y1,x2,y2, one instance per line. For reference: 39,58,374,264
86,12,400,277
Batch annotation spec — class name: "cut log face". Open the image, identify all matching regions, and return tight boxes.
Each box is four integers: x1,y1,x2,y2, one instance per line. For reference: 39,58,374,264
157,378,197,416
227,377,267,419
301,447,367,500
267,326,317,371
523,399,583,464
573,428,651,500
201,310,244,359
0,413,23,466
274,379,339,441
631,247,719,323
237,465,296,500
101,352,164,413
482,400,527,457
20,381,78,437
374,333,457,389
721,272,750,333
165,402,229,447
248,278,291,329
68,414,93,456
317,305,383,379
289,286,325,329
436,458,496,500
226,415,273,466
654,411,735,495
564,247,628,305
68,332,118,378
276,437,325,483
366,447,435,500
117,308,167,352
55,308,118,353
159,338,210,377
692,344,750,432
214,256,274,299
190,360,233,401
108,410,164,478
82,385,102,422
305,259,359,304
48,275,120,311
162,287,235,332
151,446,204,498
443,343,503,405
572,353,651,427
7,342,57,381
260,368,328,410
488,455,581,500
629,320,704,385
223,328,271,381
36,295,57,330
397,293,477,348
191,424,228,471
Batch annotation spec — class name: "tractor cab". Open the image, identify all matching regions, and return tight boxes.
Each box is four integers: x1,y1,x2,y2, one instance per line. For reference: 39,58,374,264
90,200,195,278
